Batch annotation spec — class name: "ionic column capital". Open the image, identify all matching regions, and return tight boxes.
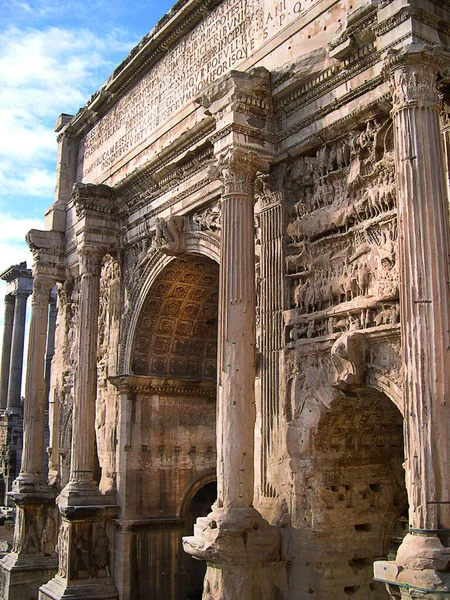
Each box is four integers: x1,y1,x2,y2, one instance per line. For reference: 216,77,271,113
209,148,270,198
383,44,448,112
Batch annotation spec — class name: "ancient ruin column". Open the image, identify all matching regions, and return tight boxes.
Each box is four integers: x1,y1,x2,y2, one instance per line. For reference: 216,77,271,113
216,150,260,508
0,295,15,410
374,46,450,595
62,247,104,498
183,149,281,599
0,272,59,600
15,275,53,487
7,290,30,411
39,244,118,600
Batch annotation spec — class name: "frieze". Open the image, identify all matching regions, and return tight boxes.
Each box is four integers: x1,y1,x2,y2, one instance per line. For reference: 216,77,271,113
193,202,221,232
284,115,398,349
110,375,216,398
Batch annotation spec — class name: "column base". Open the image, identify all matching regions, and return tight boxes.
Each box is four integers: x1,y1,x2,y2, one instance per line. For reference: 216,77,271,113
57,480,116,511
0,553,57,600
183,506,285,598
39,576,118,600
183,505,280,564
374,534,450,599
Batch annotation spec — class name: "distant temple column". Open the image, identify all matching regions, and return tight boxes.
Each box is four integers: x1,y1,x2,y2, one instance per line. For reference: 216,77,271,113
40,183,118,600
0,295,15,410
184,68,284,599
0,237,65,600
17,274,54,487
374,45,450,596
1,265,34,413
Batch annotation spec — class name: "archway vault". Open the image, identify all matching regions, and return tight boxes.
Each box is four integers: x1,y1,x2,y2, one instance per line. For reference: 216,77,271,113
122,229,220,375
130,254,219,379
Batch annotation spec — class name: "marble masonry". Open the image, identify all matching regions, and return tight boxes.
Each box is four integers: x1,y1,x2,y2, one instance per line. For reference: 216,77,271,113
1,0,450,598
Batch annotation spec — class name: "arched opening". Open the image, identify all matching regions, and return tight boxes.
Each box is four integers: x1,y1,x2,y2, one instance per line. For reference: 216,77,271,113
298,387,407,599
124,254,219,600
179,480,217,600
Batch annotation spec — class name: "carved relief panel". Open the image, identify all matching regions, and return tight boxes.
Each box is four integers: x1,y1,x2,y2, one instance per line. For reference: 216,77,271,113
284,117,399,345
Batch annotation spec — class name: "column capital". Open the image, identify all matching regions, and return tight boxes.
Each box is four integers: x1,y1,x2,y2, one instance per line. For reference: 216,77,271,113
209,148,270,198
76,246,105,277
383,44,449,111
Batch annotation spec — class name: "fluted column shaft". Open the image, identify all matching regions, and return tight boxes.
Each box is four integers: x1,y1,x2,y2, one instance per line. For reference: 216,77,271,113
19,276,53,482
68,249,103,488
216,151,262,509
7,291,30,410
389,56,450,532
0,295,15,410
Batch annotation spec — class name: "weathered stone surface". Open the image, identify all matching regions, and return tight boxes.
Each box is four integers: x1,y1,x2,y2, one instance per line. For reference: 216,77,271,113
3,1,450,599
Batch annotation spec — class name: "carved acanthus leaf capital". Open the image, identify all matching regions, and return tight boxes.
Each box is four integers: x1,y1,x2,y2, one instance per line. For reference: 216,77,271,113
383,44,449,111
31,274,54,307
77,247,105,277
209,149,270,198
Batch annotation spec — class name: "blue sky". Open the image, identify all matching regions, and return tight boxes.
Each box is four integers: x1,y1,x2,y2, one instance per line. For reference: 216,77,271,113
0,0,175,388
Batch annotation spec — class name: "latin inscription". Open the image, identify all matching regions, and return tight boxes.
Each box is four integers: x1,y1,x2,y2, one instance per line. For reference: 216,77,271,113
79,0,315,180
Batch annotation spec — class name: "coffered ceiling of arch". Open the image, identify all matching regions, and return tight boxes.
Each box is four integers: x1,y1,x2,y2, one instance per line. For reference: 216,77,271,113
131,255,219,380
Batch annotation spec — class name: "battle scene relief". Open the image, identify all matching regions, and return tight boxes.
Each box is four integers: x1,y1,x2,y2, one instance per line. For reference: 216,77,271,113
284,117,399,346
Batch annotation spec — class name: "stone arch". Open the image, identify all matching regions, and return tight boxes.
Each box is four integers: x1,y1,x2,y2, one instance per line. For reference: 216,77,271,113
179,475,217,600
121,230,220,375
290,380,406,600
179,470,217,519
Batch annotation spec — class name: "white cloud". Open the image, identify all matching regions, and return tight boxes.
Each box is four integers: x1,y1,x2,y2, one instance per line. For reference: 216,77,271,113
0,25,137,203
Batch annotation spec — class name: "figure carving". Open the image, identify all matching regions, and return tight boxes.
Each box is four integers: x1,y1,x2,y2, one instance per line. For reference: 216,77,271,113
92,526,111,577
154,216,186,255
331,331,366,388
193,204,221,232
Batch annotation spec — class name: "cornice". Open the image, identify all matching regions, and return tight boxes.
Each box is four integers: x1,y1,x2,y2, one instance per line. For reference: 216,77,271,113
275,42,378,119
109,374,216,397
66,0,222,138
278,74,385,144
376,6,450,40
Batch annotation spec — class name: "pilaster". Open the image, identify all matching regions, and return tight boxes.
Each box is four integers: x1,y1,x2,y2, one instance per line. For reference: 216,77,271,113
44,114,76,233
374,44,450,598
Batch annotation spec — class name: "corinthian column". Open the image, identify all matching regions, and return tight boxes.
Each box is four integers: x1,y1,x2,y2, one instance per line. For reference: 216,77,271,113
7,290,31,411
16,275,54,487
60,247,104,499
0,295,15,410
216,149,262,508
374,45,450,596
183,149,281,600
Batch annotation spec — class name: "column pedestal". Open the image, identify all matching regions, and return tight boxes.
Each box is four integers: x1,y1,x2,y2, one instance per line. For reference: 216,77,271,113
0,489,58,600
38,506,118,600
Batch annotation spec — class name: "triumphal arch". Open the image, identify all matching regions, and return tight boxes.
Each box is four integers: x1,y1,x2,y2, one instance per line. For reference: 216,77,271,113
1,0,450,598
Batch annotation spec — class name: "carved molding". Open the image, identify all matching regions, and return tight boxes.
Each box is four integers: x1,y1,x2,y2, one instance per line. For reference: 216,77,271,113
109,374,216,398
